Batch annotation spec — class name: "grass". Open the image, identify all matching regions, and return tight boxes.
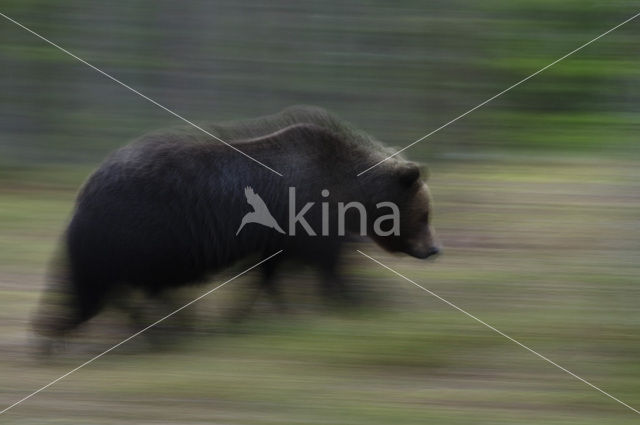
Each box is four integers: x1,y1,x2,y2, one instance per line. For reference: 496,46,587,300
0,156,639,424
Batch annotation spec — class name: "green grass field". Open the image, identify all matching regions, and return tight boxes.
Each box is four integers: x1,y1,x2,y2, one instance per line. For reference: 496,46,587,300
1,156,639,424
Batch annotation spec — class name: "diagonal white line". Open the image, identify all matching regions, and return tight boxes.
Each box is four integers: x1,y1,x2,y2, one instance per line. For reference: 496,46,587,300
0,250,283,416
0,12,283,177
356,250,640,415
357,11,640,176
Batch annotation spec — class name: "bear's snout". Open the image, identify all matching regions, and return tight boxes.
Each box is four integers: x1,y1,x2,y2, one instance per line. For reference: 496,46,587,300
424,246,441,258
409,245,441,259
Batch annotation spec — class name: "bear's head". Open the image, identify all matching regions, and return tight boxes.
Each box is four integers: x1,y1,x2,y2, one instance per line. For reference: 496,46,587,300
364,161,441,259
285,114,440,259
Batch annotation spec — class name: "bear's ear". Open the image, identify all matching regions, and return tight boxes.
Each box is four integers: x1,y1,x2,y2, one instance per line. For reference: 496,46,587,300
398,162,421,186
418,163,429,181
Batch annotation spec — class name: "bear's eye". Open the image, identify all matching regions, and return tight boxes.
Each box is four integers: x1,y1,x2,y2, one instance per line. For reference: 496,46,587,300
420,212,429,223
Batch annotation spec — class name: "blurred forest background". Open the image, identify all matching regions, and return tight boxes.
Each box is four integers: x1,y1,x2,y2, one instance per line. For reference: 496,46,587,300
1,1,640,424
1,0,639,167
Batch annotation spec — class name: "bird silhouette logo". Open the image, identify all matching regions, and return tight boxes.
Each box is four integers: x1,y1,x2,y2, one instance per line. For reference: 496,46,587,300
236,186,285,235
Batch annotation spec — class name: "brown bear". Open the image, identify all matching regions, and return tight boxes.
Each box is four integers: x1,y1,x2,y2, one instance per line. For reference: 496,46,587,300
33,105,440,340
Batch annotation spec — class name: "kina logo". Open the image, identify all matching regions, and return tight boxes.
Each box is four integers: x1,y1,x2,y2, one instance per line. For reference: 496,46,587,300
236,186,285,235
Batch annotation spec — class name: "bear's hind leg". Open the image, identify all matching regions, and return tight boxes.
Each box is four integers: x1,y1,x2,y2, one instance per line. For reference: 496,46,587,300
32,277,109,356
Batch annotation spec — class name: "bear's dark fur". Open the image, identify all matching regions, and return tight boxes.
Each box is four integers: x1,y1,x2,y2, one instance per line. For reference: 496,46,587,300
34,105,439,338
